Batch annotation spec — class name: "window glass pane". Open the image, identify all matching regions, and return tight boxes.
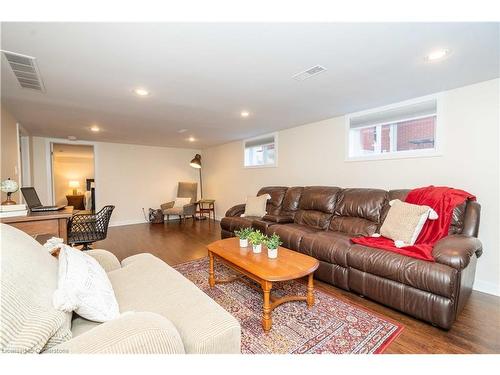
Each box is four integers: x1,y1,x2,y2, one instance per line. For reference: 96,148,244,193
395,116,436,151
349,126,377,156
348,99,437,159
379,116,436,154
244,135,276,167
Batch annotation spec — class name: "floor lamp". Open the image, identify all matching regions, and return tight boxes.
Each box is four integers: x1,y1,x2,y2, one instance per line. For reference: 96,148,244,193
190,154,205,220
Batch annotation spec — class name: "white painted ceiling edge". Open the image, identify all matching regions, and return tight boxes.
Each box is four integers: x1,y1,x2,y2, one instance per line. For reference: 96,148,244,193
1,22,499,149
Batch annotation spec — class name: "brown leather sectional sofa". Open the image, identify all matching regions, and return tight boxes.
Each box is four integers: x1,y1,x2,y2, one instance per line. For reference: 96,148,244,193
220,186,482,329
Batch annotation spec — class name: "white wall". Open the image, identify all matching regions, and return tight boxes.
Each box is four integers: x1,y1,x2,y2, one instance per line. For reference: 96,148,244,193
32,138,201,225
0,106,21,202
203,79,500,296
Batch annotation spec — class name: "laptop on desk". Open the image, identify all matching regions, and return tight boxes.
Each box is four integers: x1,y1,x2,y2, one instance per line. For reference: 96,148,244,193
21,187,66,212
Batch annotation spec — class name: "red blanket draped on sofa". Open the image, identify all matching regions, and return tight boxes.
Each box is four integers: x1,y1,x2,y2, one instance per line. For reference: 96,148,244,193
351,186,476,261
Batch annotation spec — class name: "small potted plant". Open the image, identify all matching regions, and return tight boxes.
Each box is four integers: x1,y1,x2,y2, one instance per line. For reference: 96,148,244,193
265,233,282,259
234,227,253,247
248,230,266,253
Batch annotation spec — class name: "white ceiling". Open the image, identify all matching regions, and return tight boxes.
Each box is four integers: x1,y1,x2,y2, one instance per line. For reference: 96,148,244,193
1,23,499,149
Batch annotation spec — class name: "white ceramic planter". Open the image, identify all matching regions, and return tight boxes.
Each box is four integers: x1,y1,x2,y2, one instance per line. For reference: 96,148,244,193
267,247,278,259
252,244,262,253
239,238,248,247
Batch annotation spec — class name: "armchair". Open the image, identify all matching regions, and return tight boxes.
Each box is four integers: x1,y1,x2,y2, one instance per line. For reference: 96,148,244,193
161,182,198,222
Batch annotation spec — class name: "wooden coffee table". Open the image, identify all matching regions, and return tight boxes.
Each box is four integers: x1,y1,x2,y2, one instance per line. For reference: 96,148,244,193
207,237,319,332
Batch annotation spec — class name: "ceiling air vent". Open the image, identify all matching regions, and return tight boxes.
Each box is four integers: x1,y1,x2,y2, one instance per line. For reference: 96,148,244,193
292,65,327,81
1,50,45,91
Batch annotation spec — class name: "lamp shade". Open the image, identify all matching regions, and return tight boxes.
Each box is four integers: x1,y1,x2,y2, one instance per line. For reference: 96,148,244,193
68,180,80,188
190,154,202,169
1,178,19,193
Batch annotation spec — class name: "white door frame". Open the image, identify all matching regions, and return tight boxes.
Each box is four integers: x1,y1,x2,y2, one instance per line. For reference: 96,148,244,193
45,138,98,206
20,135,31,186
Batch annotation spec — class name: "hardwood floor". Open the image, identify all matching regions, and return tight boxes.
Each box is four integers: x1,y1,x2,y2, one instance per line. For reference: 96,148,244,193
96,220,500,354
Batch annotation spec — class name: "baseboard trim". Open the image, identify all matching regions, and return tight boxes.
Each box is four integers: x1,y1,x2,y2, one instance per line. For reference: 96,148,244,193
109,218,147,227
473,280,500,296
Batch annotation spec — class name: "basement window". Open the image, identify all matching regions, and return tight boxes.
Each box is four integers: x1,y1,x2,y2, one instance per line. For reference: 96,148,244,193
346,97,440,161
244,133,277,168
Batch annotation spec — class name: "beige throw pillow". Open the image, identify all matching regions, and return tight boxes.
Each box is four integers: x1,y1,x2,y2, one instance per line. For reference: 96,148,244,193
242,194,271,217
379,199,438,247
174,197,192,207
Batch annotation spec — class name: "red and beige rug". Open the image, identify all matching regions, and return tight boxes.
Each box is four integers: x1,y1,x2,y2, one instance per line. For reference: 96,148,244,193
174,257,403,354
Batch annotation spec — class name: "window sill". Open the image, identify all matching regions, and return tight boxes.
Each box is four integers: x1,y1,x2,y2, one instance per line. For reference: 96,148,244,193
243,163,277,169
345,150,443,162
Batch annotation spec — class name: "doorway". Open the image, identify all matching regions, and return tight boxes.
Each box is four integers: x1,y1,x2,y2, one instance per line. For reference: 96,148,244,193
51,143,95,212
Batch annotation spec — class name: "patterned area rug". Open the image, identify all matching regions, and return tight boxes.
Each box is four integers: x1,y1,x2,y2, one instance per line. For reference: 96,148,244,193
174,257,403,354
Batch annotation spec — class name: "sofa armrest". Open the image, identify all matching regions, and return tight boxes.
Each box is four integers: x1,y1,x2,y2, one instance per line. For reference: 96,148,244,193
433,235,483,270
225,203,246,217
262,214,294,224
48,312,185,354
86,249,121,272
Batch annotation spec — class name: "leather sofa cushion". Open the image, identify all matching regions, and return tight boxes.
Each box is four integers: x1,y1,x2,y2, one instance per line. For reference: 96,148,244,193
295,186,340,229
299,231,353,267
294,210,333,230
347,245,458,298
262,214,294,223
329,217,378,237
258,186,288,216
280,187,303,215
298,186,340,213
268,223,321,250
330,188,387,236
334,188,388,222
220,216,256,232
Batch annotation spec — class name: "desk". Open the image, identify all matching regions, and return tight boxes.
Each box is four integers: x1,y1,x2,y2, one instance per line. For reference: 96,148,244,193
0,206,74,243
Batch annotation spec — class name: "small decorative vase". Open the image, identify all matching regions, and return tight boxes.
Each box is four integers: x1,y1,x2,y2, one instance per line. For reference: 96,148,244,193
267,247,278,259
239,238,248,247
252,244,262,253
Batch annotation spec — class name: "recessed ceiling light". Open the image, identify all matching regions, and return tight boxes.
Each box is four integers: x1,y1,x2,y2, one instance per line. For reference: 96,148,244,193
425,49,450,62
90,125,100,132
240,111,250,118
188,137,196,142
133,88,150,97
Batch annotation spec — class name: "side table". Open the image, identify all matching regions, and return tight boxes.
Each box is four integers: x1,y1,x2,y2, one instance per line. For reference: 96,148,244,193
196,199,216,221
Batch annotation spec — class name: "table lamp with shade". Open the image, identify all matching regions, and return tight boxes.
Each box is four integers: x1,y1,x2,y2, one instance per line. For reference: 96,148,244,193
68,180,80,195
1,178,19,205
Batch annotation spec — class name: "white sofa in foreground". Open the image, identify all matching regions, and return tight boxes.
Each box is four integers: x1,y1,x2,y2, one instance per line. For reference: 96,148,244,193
0,224,241,354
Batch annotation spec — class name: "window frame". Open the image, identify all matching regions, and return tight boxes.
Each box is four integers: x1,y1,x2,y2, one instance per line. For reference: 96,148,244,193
345,94,444,162
242,132,278,169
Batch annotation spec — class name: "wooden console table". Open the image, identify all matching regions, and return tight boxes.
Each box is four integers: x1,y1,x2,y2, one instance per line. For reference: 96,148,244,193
0,206,74,243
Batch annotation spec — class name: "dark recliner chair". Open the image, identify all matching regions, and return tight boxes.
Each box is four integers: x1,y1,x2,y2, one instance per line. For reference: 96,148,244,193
68,205,115,250
221,186,482,329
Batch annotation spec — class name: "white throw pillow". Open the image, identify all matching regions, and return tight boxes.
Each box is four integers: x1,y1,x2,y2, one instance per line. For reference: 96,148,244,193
174,197,192,207
52,244,120,322
379,199,438,247
242,194,271,217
